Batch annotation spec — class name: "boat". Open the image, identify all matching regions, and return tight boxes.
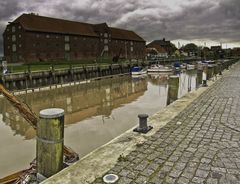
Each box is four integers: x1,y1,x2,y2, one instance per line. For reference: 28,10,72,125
173,62,181,71
147,65,172,73
180,63,187,69
202,60,216,67
186,64,195,70
131,66,147,75
197,60,216,70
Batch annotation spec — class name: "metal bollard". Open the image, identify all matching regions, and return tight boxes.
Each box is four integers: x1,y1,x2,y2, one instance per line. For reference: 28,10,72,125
218,63,222,75
133,114,152,134
37,108,64,182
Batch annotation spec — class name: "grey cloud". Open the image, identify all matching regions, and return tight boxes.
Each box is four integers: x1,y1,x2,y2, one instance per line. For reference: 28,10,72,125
1,0,240,56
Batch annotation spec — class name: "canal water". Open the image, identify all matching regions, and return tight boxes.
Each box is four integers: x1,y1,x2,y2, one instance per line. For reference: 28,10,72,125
0,70,200,178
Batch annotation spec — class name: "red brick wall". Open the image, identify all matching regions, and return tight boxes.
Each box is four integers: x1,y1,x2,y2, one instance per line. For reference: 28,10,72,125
3,23,146,63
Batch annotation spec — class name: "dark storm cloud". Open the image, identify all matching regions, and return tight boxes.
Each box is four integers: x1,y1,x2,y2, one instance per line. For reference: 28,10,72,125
0,0,240,55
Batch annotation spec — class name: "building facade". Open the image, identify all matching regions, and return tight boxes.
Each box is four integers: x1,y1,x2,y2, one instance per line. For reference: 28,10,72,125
3,14,146,63
146,38,176,57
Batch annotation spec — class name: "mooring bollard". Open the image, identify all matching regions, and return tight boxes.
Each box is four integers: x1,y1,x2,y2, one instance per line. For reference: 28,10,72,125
133,114,152,134
37,108,64,181
202,65,208,87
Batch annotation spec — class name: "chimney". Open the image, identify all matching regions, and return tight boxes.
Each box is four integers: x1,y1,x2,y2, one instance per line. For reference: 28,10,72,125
163,38,165,41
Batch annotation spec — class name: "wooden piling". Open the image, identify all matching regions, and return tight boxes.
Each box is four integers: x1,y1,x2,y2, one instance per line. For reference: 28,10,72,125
37,108,64,179
167,75,179,105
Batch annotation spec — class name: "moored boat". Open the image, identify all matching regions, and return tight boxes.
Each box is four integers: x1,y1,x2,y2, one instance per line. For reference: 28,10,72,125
186,64,195,70
131,66,147,75
147,65,172,73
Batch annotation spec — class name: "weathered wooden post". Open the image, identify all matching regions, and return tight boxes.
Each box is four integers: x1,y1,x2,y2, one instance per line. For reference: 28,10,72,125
197,69,203,87
167,75,179,105
37,108,64,181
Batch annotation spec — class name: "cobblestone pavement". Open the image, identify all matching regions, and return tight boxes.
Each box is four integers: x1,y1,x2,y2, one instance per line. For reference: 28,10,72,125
94,63,240,184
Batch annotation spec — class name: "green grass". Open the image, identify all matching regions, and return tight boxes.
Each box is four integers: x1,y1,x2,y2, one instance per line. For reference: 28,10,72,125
0,58,143,74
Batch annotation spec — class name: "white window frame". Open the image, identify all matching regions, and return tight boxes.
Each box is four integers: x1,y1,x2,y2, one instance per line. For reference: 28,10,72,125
12,44,16,52
12,26,15,32
65,35,70,42
65,43,70,51
12,35,16,42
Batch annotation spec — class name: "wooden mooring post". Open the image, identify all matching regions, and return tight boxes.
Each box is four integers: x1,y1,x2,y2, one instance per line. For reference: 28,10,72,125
37,108,64,181
167,75,179,105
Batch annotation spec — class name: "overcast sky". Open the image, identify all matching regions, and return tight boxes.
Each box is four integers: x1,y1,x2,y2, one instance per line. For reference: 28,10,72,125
1,0,240,55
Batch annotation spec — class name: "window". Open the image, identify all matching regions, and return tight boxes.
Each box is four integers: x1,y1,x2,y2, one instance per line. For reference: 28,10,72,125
36,34,40,38
104,39,108,44
7,37,9,40
19,44,22,48
12,35,16,42
12,44,16,52
104,33,108,38
56,36,59,39
8,46,10,49
131,46,133,52
18,26,21,29
46,35,50,38
65,35,69,42
19,34,21,38
104,45,108,51
12,26,15,32
65,43,70,51
131,41,133,45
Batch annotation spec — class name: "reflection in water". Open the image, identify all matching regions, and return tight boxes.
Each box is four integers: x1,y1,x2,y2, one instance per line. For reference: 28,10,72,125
167,70,198,105
0,71,199,177
0,76,147,139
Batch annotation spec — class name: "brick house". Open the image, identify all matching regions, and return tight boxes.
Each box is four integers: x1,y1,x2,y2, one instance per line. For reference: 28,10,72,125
3,13,146,63
146,38,176,57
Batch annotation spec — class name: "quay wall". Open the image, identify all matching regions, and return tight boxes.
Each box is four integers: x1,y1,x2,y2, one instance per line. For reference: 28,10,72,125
0,64,131,91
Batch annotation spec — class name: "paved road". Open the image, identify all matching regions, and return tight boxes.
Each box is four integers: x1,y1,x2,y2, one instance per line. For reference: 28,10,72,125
94,62,240,184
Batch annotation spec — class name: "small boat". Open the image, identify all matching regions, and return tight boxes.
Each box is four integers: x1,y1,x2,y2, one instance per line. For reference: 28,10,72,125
180,63,187,69
202,60,216,68
186,64,195,70
173,62,181,71
131,66,147,75
147,65,172,73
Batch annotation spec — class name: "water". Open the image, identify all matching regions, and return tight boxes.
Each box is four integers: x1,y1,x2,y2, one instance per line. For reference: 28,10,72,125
0,70,199,178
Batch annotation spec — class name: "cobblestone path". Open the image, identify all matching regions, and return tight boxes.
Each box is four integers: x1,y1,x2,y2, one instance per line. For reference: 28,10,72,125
94,63,240,184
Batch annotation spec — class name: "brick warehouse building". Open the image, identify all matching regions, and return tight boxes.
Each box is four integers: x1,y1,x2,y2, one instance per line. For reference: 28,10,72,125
3,13,146,63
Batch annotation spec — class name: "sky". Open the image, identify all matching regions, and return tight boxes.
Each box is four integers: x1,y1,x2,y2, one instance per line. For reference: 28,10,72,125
0,0,240,56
